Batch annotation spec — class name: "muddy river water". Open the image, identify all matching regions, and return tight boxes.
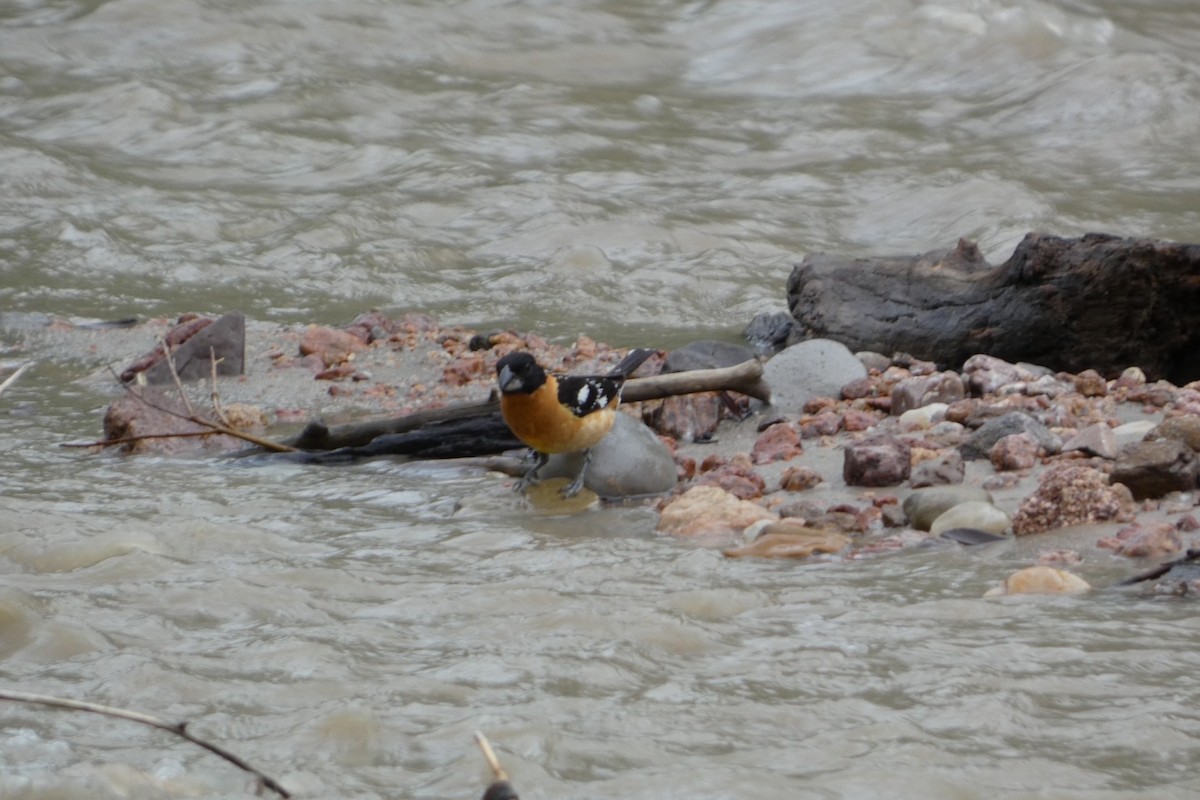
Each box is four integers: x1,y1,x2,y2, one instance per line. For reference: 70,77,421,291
3,1,1200,797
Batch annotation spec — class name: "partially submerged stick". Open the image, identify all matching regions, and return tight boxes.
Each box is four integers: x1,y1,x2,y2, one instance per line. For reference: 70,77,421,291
0,361,32,398
0,690,290,798
474,731,519,800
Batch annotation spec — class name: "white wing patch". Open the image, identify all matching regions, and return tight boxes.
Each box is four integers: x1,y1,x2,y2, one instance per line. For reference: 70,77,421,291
560,375,619,416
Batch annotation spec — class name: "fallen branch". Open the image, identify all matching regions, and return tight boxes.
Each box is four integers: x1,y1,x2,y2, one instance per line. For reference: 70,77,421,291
623,358,770,404
281,358,770,452
0,689,290,798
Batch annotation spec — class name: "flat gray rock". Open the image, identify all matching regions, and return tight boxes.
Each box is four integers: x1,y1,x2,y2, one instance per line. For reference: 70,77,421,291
763,338,867,414
541,412,677,498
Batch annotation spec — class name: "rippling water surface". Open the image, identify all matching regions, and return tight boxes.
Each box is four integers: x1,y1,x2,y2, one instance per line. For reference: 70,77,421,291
3,1,1200,797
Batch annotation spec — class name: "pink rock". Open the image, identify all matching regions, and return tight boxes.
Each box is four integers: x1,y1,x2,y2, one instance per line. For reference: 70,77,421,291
1012,465,1136,535
989,432,1041,471
657,486,777,541
299,325,366,367
779,466,823,491
751,423,803,464
843,436,912,487
1097,521,1183,558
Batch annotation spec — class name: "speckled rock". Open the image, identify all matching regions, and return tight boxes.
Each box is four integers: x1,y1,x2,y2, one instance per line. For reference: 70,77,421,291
903,485,993,530
989,432,1041,471
642,392,723,442
1011,465,1135,536
1073,369,1108,397
779,466,823,491
843,436,911,487
751,423,803,464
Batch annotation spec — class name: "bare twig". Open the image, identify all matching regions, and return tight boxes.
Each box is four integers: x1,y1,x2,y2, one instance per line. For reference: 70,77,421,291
0,689,290,798
0,362,32,398
60,432,219,448
97,363,297,454
160,335,198,419
210,346,232,427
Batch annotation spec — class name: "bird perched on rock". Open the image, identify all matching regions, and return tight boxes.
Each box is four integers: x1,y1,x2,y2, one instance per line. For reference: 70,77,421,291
495,348,655,497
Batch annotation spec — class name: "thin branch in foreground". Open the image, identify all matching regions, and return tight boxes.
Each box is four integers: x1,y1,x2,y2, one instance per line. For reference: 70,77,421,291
60,431,220,448
0,689,291,798
0,361,33,398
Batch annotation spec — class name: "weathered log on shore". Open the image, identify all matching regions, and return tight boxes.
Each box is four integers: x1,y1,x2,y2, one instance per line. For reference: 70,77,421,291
786,232,1200,383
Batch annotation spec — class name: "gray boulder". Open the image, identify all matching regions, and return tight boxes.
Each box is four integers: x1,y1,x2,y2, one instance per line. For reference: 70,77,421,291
541,412,677,498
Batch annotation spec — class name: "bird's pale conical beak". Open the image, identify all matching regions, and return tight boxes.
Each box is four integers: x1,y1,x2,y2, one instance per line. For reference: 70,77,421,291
498,365,522,393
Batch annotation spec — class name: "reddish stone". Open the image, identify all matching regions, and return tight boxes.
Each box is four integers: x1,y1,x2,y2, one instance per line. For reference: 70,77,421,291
657,485,776,541
314,365,359,381
1073,369,1108,397
799,412,841,438
841,410,878,432
840,377,874,400
1012,465,1136,535
779,466,822,491
1097,521,1183,558
751,423,803,464
989,432,1041,471
843,436,912,487
442,353,486,386
803,396,838,414
643,393,723,442
300,325,366,366
694,463,767,500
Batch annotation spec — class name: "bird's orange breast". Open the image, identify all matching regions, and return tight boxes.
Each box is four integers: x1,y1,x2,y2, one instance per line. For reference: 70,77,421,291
500,391,617,454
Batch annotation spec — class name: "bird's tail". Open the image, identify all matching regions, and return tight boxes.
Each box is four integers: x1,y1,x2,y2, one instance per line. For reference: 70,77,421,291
607,348,656,379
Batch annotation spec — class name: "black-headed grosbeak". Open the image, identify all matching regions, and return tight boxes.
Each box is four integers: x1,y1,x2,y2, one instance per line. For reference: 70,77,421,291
495,348,655,497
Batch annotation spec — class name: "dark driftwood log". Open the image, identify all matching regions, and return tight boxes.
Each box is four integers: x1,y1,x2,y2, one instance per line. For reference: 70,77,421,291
787,232,1200,383
277,358,769,455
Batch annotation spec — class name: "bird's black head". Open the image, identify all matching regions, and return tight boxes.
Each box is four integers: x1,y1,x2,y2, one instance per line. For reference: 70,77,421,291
496,351,547,395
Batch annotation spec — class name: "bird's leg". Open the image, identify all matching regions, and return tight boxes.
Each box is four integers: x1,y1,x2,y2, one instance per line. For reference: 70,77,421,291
515,450,549,493
561,448,593,498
